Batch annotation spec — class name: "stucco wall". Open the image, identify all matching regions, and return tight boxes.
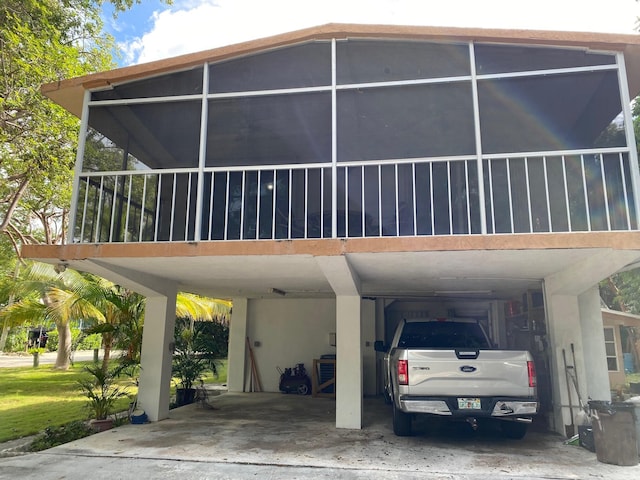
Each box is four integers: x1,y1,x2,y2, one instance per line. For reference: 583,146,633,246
246,298,337,392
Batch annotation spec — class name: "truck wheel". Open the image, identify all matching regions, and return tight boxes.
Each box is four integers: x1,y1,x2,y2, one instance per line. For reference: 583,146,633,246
297,383,310,395
392,403,412,436
501,422,528,440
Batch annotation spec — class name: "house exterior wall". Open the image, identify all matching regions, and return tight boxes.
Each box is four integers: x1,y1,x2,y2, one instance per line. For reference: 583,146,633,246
602,309,640,389
246,298,337,392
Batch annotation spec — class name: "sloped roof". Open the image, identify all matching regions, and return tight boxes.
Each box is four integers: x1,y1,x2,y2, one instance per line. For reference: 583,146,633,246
42,23,640,117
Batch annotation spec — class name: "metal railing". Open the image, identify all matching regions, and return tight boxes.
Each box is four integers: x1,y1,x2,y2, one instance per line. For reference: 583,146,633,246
72,149,637,243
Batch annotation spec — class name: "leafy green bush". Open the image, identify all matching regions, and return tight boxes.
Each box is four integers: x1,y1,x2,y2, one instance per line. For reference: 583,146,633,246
46,329,102,352
3,327,28,353
28,421,94,452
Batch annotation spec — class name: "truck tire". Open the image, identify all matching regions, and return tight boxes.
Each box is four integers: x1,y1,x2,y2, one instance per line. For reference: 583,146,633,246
500,421,528,439
392,403,412,436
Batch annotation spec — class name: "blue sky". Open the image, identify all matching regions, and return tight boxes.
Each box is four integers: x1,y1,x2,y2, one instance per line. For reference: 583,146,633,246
102,0,640,66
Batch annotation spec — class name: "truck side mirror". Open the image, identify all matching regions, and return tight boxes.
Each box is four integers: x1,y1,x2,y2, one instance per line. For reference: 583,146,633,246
374,340,388,353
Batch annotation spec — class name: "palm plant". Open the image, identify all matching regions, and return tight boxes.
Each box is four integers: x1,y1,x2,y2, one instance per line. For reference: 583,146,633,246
0,262,232,372
77,364,128,421
0,262,104,369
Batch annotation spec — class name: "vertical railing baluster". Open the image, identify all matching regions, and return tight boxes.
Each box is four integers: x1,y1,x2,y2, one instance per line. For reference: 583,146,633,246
80,177,89,242
320,167,325,238
288,169,292,239
395,164,400,236
543,157,552,232
124,175,133,242
378,164,382,237
271,169,277,240
412,163,417,236
562,156,572,232
185,172,192,241
154,174,162,241
361,165,365,237
304,168,308,239
95,177,105,243
430,162,435,235
600,154,611,231
345,166,349,237
240,171,245,240
580,155,592,231
108,176,119,242
465,160,471,235
525,157,533,233
208,173,215,241
169,173,177,241
257,170,262,240
223,172,230,241
447,161,453,235
506,158,514,234
620,153,632,230
488,159,496,234
139,174,148,242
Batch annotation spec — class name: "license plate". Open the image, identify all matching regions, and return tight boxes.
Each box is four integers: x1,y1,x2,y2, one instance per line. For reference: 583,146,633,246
458,397,481,409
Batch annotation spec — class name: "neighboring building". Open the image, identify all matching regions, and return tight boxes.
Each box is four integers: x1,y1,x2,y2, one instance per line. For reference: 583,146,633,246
25,24,640,435
601,308,640,390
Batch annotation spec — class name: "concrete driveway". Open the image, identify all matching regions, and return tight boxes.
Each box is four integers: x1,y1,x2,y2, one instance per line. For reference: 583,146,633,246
1,392,638,479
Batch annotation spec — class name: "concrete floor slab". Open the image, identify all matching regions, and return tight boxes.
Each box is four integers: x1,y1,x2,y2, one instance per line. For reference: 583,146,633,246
1,392,639,479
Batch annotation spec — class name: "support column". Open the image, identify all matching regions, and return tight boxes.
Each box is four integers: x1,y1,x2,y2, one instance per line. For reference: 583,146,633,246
362,298,376,397
336,295,362,429
578,287,611,401
544,292,582,436
138,284,177,422
227,297,248,392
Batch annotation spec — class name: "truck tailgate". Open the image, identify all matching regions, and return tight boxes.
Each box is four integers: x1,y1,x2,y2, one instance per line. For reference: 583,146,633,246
403,349,534,397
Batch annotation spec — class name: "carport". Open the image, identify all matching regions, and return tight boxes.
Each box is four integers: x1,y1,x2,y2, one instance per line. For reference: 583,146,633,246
28,236,640,436
3,392,637,479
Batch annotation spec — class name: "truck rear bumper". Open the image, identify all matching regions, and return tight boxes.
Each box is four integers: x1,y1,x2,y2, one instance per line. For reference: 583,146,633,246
399,396,538,420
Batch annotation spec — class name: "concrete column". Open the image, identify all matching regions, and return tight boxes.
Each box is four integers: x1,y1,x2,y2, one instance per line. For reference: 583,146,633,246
375,298,386,394
544,291,582,436
336,295,362,429
138,285,177,422
227,297,248,392
578,287,611,402
361,298,376,397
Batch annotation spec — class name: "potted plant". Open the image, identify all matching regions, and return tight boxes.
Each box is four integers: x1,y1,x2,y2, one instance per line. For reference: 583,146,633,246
77,364,128,431
172,326,210,406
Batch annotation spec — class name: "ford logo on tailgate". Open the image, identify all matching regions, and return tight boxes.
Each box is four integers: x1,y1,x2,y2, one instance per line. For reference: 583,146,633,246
460,365,477,373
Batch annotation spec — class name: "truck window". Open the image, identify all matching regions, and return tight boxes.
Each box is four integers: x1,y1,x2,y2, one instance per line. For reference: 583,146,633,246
398,321,490,349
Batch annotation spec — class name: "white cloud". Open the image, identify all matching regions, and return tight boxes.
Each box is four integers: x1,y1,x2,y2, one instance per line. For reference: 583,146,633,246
121,0,640,65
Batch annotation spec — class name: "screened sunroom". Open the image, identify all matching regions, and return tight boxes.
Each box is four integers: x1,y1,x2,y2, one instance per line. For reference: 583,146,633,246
70,30,639,245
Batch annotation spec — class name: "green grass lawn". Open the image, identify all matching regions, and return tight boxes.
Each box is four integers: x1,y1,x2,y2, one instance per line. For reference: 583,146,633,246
0,360,227,443
0,362,137,443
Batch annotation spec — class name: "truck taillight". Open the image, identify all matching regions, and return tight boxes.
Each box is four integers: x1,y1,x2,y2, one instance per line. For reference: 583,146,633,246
398,360,408,385
527,361,537,387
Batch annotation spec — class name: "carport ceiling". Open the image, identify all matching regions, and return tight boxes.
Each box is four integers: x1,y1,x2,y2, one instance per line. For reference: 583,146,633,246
87,248,610,300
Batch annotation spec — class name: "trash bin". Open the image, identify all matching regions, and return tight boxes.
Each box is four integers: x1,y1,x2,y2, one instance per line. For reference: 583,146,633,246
627,396,640,457
588,400,638,466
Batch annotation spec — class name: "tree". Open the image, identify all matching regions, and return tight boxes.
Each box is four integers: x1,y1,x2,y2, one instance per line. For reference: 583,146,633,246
0,0,171,350
0,261,231,370
0,1,171,256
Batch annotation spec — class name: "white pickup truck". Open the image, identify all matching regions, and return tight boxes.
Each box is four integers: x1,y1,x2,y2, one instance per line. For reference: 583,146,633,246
375,318,538,439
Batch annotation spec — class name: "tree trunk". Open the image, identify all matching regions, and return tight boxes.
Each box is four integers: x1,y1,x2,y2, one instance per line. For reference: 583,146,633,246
0,322,9,351
55,322,72,370
101,333,113,372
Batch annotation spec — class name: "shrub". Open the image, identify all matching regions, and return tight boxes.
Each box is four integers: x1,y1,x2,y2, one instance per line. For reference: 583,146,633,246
4,327,28,353
28,421,94,452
